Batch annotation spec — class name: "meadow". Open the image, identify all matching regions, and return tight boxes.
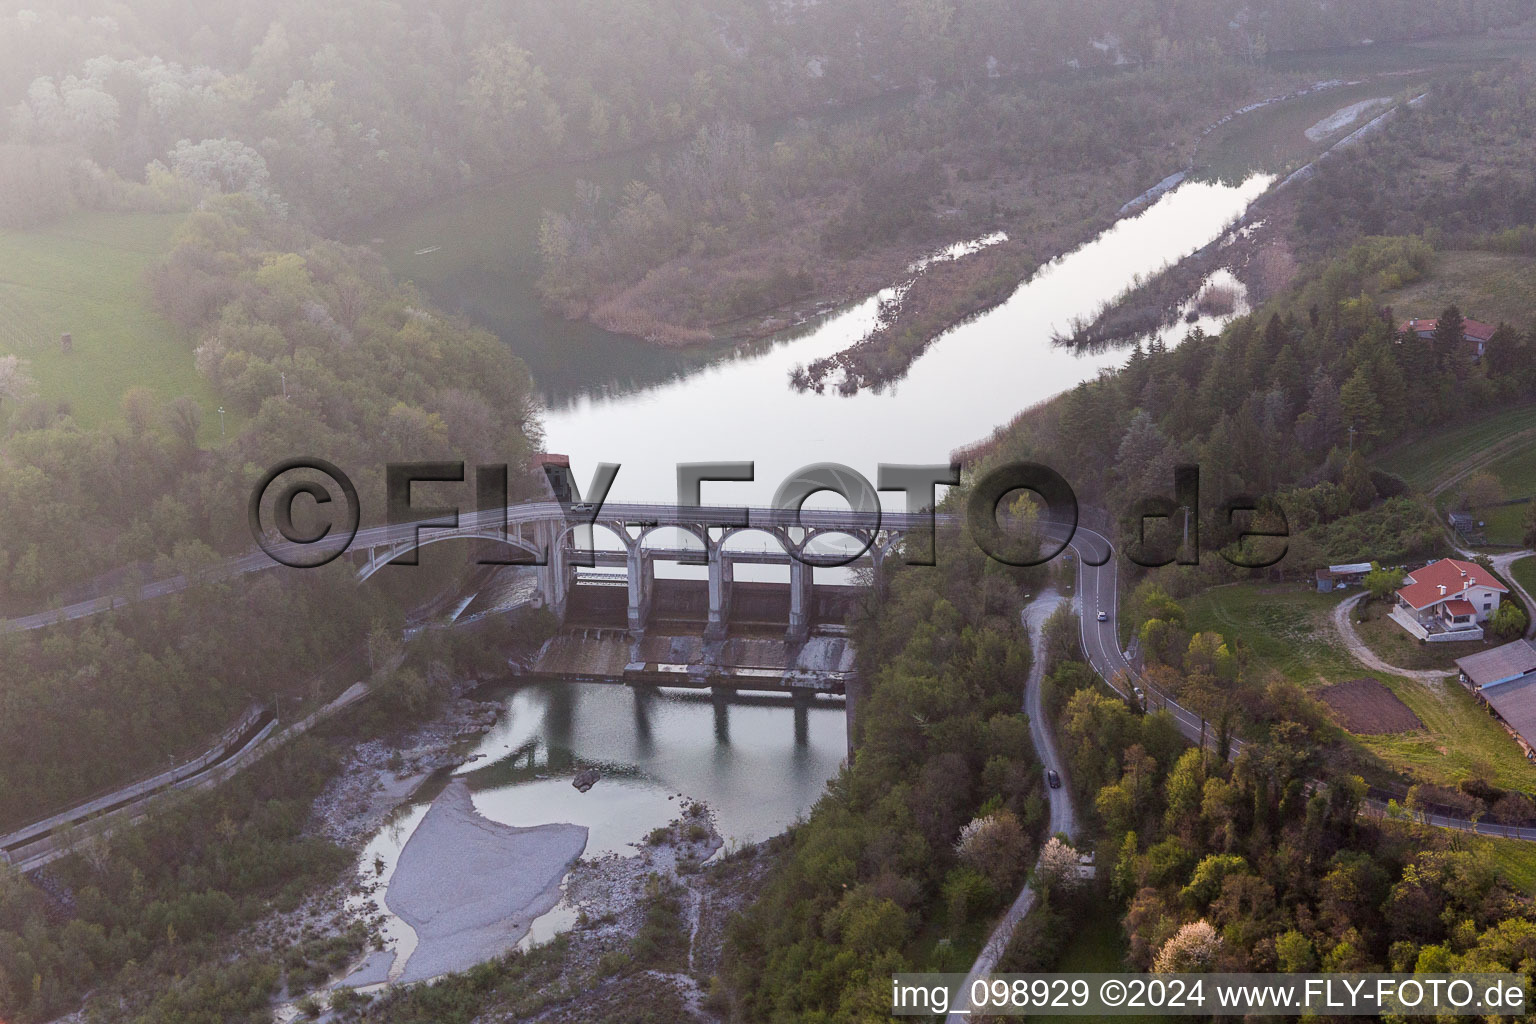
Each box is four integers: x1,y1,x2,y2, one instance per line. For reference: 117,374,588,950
1185,582,1536,792
1382,250,1536,337
0,211,227,439
1375,401,1536,492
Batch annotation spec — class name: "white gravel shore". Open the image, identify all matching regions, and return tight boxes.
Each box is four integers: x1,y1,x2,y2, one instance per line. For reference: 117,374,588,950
386,779,588,983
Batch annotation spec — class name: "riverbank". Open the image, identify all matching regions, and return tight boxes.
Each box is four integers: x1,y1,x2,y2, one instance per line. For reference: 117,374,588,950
534,65,1302,377
354,804,776,1024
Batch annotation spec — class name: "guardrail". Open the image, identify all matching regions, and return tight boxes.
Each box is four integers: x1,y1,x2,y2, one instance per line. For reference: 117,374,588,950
0,703,267,854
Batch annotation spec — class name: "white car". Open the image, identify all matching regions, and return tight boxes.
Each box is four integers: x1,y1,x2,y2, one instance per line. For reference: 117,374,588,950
1096,610,1108,622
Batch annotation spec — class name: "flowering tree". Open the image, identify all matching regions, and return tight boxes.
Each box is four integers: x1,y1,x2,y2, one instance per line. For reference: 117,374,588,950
1035,836,1082,897
955,810,1031,891
1153,920,1222,972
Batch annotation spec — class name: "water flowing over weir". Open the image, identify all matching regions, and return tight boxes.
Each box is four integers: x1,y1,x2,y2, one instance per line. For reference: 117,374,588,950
343,172,1275,983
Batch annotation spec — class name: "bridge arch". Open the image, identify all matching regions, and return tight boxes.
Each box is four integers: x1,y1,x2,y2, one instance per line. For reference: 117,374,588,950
355,530,544,582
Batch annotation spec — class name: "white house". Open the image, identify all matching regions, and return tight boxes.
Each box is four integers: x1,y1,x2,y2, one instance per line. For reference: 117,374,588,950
1391,557,1506,642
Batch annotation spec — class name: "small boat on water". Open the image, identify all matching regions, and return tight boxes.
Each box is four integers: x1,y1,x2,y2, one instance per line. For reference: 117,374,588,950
414,245,442,255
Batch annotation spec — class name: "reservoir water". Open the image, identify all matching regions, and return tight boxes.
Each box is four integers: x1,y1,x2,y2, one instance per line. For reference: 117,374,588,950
354,163,1275,977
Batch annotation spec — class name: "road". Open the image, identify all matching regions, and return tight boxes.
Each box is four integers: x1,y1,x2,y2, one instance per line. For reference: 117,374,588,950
0,501,951,633
1490,551,1536,639
1069,524,1231,753
947,588,1078,1022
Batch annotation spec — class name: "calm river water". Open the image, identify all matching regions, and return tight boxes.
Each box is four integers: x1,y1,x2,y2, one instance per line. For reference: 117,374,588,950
353,161,1274,970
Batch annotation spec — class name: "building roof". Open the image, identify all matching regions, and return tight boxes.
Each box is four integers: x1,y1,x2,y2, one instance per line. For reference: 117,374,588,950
1480,672,1536,752
1456,639,1536,689
1329,562,1373,575
1400,317,1498,343
1397,558,1507,610
1443,599,1477,617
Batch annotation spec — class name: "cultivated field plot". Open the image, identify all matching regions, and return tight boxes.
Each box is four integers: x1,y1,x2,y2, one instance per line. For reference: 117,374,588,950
1186,583,1536,790
1320,677,1424,734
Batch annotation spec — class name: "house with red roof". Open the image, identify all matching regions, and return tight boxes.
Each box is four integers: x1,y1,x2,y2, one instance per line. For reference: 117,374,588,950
1400,317,1500,357
1391,557,1507,642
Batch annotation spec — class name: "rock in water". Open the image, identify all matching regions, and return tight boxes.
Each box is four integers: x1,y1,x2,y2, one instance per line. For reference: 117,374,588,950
572,768,601,792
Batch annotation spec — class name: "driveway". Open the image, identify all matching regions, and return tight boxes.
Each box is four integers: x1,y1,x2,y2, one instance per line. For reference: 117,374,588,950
1490,551,1536,638
1331,592,1453,686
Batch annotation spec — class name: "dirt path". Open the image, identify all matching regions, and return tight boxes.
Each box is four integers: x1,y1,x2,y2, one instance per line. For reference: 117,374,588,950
1330,592,1452,687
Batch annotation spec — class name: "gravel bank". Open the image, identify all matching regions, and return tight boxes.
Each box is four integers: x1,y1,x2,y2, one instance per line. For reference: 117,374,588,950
387,779,588,983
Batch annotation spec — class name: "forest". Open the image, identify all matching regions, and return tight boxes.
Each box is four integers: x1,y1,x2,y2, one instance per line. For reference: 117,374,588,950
4,3,1536,1022
0,193,538,608
715,47,1536,1009
1,0,1532,232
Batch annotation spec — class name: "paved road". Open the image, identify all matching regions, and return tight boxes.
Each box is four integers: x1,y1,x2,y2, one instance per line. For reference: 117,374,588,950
1069,524,1230,752
947,588,1077,1022
0,502,952,633
1490,551,1536,639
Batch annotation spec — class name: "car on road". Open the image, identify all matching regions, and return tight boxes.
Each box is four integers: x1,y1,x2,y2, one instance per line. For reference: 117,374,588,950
1096,610,1108,621
1133,686,1145,704
1047,769,1061,788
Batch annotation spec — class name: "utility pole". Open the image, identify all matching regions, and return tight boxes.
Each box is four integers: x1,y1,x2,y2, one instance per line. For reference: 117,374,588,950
218,406,225,438
281,372,287,399
1348,423,1356,452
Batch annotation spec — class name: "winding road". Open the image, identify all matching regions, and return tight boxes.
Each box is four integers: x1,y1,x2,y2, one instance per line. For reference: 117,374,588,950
947,587,1078,1022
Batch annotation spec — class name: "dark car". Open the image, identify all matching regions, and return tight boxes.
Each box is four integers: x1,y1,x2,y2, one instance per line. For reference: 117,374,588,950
1047,769,1061,789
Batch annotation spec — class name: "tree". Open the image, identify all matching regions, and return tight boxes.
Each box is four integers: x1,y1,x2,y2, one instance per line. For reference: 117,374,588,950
1457,471,1504,510
165,396,202,452
955,810,1031,892
1490,602,1527,640
1432,305,1467,373
0,355,37,412
1035,836,1083,898
1483,324,1526,377
1153,920,1221,972
168,137,282,210
1339,366,1382,445
1342,450,1378,510
1363,563,1406,601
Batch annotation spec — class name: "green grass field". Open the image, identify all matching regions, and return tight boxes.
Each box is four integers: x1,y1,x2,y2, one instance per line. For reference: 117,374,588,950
1471,834,1536,896
0,211,226,439
1427,440,1536,545
1186,582,1536,791
1375,402,1536,492
1513,557,1536,602
1381,250,1536,335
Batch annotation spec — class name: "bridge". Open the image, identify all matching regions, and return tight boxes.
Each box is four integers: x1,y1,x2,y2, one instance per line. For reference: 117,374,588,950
343,502,959,643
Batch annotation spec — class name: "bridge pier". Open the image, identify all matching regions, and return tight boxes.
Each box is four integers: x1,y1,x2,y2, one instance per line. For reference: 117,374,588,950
793,689,812,746
706,549,733,641
536,520,571,618
626,546,653,638
788,558,813,641
711,686,730,743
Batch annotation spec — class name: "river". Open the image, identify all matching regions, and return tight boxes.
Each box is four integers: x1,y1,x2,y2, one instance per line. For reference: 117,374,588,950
349,161,1274,982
